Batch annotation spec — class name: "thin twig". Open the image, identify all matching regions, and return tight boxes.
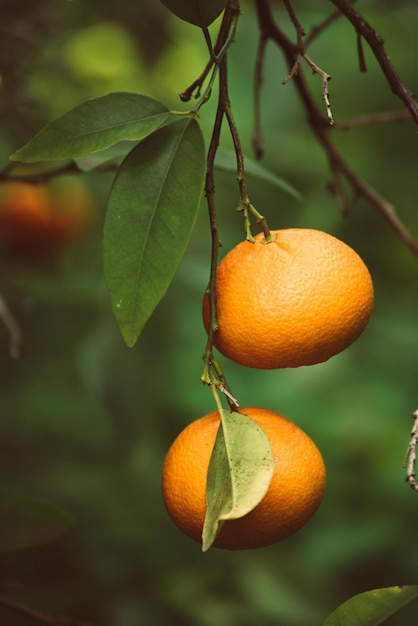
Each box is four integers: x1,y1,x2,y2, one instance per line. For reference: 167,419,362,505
356,32,367,73
254,0,418,259
327,161,350,217
304,5,350,47
282,56,301,85
252,33,267,159
201,2,235,401
0,596,95,626
0,293,23,359
281,0,304,84
201,1,268,405
334,108,411,129
224,102,270,240
179,58,215,102
404,410,418,493
282,0,305,43
329,0,418,125
280,2,335,124
179,3,237,103
319,128,418,256
303,53,334,125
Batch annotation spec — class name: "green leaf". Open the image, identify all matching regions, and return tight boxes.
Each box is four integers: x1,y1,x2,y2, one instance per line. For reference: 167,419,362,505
0,493,75,552
215,147,303,200
73,141,138,172
161,0,228,27
103,117,205,347
202,410,274,552
10,93,170,163
323,586,418,626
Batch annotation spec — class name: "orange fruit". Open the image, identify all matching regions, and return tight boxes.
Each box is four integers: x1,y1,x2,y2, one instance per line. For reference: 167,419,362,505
161,407,326,550
202,228,374,369
0,176,93,266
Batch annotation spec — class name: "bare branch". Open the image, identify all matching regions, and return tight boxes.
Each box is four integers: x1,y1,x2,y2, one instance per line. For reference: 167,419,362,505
0,293,22,359
356,32,367,73
404,410,418,493
329,0,418,125
282,56,301,85
254,0,418,259
304,6,349,47
302,53,334,125
335,108,411,129
282,0,305,43
252,33,268,159
0,596,95,626
318,128,418,257
279,2,335,123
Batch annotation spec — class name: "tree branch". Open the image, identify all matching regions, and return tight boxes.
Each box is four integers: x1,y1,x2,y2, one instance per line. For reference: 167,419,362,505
252,32,268,159
334,108,411,129
404,410,418,493
254,0,418,258
0,293,23,359
329,0,418,124
0,596,95,626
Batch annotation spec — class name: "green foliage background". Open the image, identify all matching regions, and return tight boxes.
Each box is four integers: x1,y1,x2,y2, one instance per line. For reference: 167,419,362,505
0,0,418,624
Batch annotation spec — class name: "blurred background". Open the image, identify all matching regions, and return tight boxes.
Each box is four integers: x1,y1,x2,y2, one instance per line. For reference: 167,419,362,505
0,0,418,624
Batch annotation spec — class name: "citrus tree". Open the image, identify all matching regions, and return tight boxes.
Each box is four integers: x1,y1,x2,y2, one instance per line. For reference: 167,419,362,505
1,0,418,624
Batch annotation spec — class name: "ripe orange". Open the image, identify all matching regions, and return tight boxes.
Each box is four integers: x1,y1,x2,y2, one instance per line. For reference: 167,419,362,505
161,407,326,550
202,228,374,369
0,176,93,266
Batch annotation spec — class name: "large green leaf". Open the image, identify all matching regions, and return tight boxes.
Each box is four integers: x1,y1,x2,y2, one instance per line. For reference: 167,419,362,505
215,147,303,200
161,0,228,27
103,117,205,347
0,493,75,552
10,93,170,163
202,410,274,552
323,586,418,626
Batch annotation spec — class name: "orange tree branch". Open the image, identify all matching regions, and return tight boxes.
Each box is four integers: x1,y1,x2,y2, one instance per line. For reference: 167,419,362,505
334,109,411,129
252,32,268,159
328,0,418,124
201,0,241,411
253,0,418,259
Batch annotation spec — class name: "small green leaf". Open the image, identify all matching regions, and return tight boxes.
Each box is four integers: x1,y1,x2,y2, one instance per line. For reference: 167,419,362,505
103,117,205,347
215,147,303,200
202,410,274,552
0,493,75,552
10,93,170,163
161,0,227,27
323,586,418,626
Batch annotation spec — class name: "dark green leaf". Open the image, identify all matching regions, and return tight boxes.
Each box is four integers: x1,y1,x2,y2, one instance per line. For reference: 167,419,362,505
215,147,303,200
10,93,170,163
323,586,418,626
202,410,274,552
0,493,75,552
161,0,227,27
103,117,205,347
